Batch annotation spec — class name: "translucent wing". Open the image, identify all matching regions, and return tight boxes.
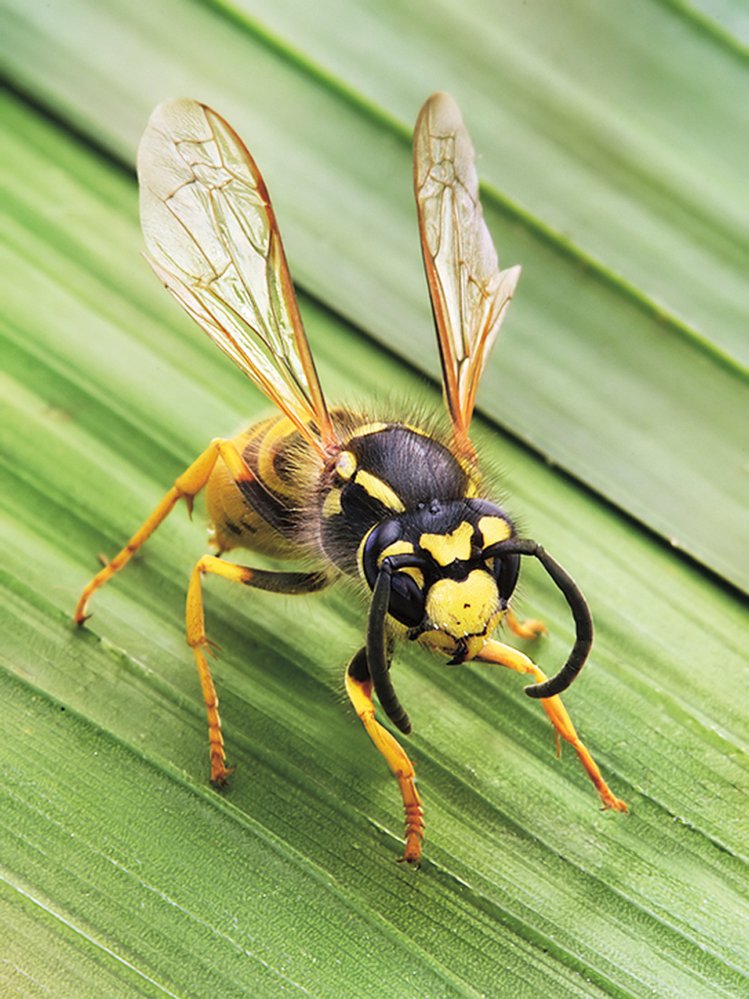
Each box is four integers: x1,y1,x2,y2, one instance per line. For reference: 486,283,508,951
138,99,334,454
414,92,521,450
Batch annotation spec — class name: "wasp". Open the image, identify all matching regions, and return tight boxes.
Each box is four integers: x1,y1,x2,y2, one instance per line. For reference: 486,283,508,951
75,93,627,863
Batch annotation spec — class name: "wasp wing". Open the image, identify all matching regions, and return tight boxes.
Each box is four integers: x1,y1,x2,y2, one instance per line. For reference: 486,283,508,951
414,92,521,450
138,99,334,454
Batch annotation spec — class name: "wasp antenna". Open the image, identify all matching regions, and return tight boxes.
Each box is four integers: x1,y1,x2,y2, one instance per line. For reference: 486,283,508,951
484,538,593,699
367,566,412,734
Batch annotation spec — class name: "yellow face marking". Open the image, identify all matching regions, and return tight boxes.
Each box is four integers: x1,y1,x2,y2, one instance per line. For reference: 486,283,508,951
376,540,425,588
321,488,343,518
421,571,501,659
349,422,389,439
419,521,474,566
478,515,511,548
419,626,498,661
335,450,357,481
401,566,425,589
425,571,499,636
377,540,414,565
355,470,406,512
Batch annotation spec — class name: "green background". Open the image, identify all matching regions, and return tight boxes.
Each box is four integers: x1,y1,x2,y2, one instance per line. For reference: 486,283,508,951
1,1,747,996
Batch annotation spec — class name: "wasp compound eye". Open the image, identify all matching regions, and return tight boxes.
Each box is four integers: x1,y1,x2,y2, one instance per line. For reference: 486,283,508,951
388,570,426,628
361,520,428,628
361,519,405,589
493,552,520,605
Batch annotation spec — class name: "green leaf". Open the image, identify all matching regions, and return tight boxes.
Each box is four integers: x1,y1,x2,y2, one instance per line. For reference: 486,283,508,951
1,6,747,998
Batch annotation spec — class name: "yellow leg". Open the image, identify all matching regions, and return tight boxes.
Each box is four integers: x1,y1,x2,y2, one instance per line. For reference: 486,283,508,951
345,666,424,864
74,438,254,623
186,555,330,785
506,607,547,640
476,639,628,812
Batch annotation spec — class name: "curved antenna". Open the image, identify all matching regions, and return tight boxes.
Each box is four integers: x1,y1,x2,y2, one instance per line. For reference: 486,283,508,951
484,539,593,698
367,553,426,733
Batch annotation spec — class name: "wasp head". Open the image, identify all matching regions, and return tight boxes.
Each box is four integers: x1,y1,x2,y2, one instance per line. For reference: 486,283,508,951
361,499,519,663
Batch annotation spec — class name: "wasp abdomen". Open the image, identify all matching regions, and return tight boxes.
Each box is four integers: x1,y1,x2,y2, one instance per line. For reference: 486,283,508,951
205,414,315,558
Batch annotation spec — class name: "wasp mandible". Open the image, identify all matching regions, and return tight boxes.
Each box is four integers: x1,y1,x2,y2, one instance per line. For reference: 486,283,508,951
75,93,627,864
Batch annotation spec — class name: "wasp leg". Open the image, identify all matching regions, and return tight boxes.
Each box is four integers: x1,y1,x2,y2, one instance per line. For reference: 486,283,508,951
476,639,628,813
505,607,547,640
74,438,255,623
186,556,330,784
345,649,424,865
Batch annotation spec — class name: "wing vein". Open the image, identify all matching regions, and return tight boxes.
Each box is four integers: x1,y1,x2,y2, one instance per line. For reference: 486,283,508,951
414,93,521,450
138,99,335,455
